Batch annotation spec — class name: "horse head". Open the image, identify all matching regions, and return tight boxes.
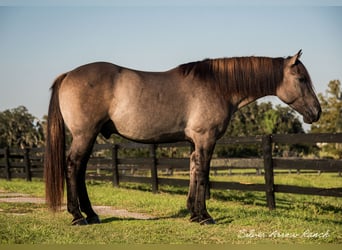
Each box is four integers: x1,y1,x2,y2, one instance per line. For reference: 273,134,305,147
276,50,321,124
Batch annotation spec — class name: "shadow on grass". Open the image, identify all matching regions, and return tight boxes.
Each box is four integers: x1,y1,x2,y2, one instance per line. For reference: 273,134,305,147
101,216,149,224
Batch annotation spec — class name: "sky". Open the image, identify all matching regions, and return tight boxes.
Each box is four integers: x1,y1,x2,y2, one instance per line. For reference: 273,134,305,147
0,0,341,121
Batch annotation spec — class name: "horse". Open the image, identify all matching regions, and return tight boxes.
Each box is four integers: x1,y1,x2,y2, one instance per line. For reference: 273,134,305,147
44,50,321,225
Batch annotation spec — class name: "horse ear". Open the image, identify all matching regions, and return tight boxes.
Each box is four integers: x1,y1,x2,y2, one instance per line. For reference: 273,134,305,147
289,49,302,65
296,49,303,60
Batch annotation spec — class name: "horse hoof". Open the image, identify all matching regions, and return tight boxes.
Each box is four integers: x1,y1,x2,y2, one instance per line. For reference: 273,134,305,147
72,217,88,226
86,215,101,224
199,218,216,225
189,216,199,223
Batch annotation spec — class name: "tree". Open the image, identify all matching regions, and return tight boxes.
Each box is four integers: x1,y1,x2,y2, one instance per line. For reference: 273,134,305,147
0,106,44,148
225,102,304,137
216,101,308,157
311,80,342,158
311,80,342,133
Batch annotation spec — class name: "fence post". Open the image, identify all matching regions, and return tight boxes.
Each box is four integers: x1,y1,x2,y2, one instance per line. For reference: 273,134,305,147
4,147,11,181
112,144,119,187
150,144,158,193
23,148,32,181
262,135,276,210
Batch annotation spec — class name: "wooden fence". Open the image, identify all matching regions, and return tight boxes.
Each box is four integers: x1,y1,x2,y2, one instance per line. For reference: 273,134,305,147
0,133,342,209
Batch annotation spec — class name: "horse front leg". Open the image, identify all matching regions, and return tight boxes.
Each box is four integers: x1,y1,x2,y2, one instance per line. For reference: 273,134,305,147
187,142,216,225
187,151,198,222
195,150,215,225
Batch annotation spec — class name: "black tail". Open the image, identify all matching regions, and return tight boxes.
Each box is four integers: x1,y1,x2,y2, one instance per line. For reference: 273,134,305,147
44,73,67,211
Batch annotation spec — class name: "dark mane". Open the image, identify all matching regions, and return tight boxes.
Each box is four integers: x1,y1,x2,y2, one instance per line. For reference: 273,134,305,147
178,57,285,98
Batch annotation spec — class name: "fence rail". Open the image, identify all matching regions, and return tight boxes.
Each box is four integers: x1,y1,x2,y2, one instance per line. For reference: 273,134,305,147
0,133,342,209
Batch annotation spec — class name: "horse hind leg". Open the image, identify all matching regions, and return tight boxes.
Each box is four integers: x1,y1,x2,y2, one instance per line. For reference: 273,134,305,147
66,134,99,225
66,149,86,225
75,159,100,224
78,163,100,224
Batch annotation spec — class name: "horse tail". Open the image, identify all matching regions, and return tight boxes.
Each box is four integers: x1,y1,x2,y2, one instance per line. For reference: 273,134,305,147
44,73,67,211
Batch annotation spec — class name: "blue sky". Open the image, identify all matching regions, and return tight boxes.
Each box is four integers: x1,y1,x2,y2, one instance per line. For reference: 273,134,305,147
0,0,341,120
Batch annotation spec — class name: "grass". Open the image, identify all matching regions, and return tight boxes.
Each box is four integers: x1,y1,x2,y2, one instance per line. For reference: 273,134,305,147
0,174,341,244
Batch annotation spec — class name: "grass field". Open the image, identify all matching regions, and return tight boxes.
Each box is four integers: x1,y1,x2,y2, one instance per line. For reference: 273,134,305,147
0,173,341,244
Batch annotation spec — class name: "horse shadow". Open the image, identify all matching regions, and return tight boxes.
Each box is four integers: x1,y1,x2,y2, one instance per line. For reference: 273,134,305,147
100,208,235,225
100,208,189,224
100,217,136,224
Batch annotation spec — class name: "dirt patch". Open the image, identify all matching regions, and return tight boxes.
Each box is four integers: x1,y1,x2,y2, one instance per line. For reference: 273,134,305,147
0,191,154,220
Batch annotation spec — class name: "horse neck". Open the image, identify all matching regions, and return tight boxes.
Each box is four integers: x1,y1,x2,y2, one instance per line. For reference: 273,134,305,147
235,92,273,109
232,76,280,109
217,57,284,108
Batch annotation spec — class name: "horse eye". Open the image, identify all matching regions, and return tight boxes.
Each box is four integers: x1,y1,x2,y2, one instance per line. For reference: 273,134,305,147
298,77,305,83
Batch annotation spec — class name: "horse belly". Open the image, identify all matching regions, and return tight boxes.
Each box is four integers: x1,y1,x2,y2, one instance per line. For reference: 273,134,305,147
112,107,186,143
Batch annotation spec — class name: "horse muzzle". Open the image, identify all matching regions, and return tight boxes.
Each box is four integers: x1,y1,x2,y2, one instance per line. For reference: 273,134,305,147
303,106,321,124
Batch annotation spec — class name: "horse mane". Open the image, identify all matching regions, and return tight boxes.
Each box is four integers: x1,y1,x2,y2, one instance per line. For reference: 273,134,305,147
178,56,285,98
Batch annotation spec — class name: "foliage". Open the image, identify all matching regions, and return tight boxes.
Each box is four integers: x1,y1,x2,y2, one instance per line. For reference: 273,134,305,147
311,80,342,158
311,80,342,133
219,102,309,157
226,102,304,136
0,106,44,148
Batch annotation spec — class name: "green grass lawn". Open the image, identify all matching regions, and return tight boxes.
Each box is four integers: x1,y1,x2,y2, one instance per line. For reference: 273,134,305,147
0,175,341,244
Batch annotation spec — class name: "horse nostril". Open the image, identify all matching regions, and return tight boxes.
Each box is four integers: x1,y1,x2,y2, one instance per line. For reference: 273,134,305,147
313,106,322,122
315,107,322,122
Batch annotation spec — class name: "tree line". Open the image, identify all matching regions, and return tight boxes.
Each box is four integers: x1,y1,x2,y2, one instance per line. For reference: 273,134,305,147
0,80,341,158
